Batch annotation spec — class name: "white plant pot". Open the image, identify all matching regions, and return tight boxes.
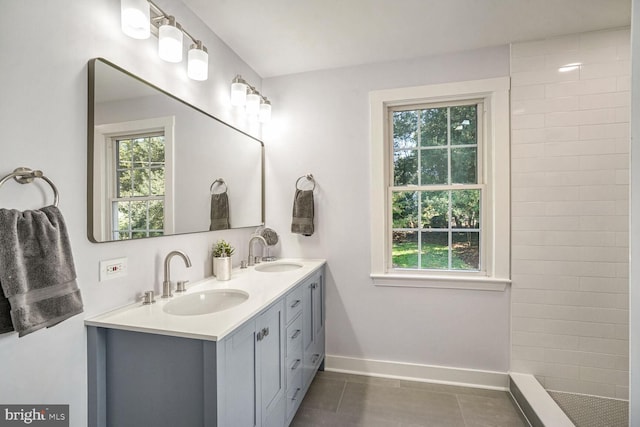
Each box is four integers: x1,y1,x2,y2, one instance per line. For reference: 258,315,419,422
213,256,232,281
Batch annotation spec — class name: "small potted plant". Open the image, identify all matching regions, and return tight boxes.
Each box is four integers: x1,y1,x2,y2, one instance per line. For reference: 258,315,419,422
212,239,235,280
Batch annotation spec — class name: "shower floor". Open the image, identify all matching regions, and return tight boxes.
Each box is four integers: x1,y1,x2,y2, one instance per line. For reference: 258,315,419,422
548,391,628,427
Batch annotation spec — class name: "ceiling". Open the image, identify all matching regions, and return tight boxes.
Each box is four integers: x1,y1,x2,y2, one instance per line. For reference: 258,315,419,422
182,0,631,78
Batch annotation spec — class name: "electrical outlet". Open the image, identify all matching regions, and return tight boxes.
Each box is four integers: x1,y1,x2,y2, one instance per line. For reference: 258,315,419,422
99,257,128,281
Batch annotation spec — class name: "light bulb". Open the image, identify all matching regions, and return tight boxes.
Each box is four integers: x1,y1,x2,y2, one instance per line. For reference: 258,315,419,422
230,76,248,106
245,91,260,115
121,0,150,39
158,16,183,63
259,99,271,123
187,41,208,81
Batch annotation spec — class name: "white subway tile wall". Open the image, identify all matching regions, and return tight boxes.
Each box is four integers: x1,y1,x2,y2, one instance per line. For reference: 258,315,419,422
510,28,630,400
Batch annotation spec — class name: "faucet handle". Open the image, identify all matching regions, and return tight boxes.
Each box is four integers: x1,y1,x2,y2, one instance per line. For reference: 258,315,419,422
176,280,189,293
141,290,156,305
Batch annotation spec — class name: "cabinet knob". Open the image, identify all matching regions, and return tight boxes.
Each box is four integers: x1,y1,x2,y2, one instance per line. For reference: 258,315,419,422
257,331,264,341
263,327,270,337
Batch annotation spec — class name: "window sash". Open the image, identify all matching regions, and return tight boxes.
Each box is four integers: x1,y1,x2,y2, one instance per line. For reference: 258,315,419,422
110,132,166,240
387,101,485,273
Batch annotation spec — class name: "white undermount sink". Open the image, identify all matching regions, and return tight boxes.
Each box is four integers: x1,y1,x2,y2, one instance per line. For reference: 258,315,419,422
254,262,303,273
163,289,249,316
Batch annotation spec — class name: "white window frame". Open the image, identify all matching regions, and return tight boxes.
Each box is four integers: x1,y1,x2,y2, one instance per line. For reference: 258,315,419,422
370,78,511,291
92,117,175,241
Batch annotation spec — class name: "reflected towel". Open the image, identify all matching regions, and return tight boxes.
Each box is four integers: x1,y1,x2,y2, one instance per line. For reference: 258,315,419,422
291,189,314,236
0,206,83,337
209,192,230,231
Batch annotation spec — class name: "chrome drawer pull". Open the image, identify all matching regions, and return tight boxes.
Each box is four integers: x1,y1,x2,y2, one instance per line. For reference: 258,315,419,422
290,329,301,340
291,359,301,371
291,388,301,401
290,300,301,308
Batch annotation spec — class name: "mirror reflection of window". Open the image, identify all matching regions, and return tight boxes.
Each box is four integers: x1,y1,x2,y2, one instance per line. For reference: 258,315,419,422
111,132,166,240
92,116,175,242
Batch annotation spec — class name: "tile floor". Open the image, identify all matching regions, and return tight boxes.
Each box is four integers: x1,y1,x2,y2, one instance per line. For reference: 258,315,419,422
291,371,529,427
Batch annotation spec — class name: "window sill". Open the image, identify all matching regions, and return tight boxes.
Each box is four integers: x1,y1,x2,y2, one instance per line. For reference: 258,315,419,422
370,273,511,291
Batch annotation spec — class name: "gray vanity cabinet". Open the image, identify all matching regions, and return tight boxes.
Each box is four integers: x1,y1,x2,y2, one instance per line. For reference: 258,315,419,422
86,264,325,427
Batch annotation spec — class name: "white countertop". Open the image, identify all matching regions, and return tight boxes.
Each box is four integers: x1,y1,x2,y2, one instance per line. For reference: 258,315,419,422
85,258,326,342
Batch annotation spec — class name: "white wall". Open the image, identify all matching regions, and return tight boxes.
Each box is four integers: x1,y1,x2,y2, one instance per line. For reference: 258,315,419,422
510,28,631,399
263,47,513,377
0,1,261,425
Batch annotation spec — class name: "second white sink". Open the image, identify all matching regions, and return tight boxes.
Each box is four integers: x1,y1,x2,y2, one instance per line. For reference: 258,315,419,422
255,262,303,273
163,289,249,316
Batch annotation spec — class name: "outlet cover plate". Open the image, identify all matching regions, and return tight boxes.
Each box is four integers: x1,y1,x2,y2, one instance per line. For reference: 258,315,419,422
99,257,128,281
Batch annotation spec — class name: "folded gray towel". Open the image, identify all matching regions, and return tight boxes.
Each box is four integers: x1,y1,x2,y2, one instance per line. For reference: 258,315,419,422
209,192,230,231
0,205,83,337
291,189,314,236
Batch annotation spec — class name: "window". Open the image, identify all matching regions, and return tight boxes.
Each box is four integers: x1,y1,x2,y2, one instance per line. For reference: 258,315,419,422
370,78,510,289
391,101,482,271
111,132,166,240
92,117,175,241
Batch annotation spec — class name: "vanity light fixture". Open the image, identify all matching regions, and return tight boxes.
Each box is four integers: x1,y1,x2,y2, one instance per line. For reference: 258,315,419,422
158,16,183,63
187,41,208,81
230,75,272,123
245,88,261,115
259,97,272,123
121,0,150,39
120,0,209,81
230,75,248,106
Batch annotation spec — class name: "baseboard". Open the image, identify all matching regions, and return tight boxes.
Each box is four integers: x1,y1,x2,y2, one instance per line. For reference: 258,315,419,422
325,354,509,390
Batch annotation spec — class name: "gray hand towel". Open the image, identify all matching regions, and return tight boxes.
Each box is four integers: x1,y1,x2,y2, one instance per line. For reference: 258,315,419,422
0,205,83,337
291,189,314,236
209,192,230,231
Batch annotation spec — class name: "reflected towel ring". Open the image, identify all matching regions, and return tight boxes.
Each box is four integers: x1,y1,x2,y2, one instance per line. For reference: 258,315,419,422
210,178,228,194
295,174,316,191
0,167,59,207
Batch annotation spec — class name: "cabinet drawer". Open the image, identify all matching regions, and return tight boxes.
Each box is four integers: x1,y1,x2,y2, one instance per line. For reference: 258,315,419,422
286,368,303,422
285,315,303,359
285,285,304,324
286,353,303,390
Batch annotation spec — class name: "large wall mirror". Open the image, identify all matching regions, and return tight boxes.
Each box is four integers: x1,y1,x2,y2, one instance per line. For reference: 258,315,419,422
88,58,264,243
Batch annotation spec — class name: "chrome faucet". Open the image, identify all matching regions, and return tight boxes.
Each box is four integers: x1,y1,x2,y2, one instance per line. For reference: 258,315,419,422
162,250,192,298
248,235,267,266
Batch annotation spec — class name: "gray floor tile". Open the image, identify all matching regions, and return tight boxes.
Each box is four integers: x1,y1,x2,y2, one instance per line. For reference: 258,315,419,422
299,377,346,412
400,380,509,399
457,394,528,427
293,371,529,427
337,382,466,426
317,370,401,387
291,406,400,427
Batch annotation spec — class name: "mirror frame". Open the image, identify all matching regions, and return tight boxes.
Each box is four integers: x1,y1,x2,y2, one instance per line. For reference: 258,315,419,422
87,57,265,243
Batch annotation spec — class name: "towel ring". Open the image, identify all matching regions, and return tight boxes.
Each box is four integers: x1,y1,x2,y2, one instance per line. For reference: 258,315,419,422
0,167,59,207
295,174,316,191
210,178,228,195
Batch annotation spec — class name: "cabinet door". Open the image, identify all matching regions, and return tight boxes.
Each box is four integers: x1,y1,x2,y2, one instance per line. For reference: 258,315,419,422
302,271,325,388
257,300,285,426
223,319,258,427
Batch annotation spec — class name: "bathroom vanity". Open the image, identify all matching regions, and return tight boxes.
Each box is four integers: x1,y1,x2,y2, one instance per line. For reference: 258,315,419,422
85,259,326,427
